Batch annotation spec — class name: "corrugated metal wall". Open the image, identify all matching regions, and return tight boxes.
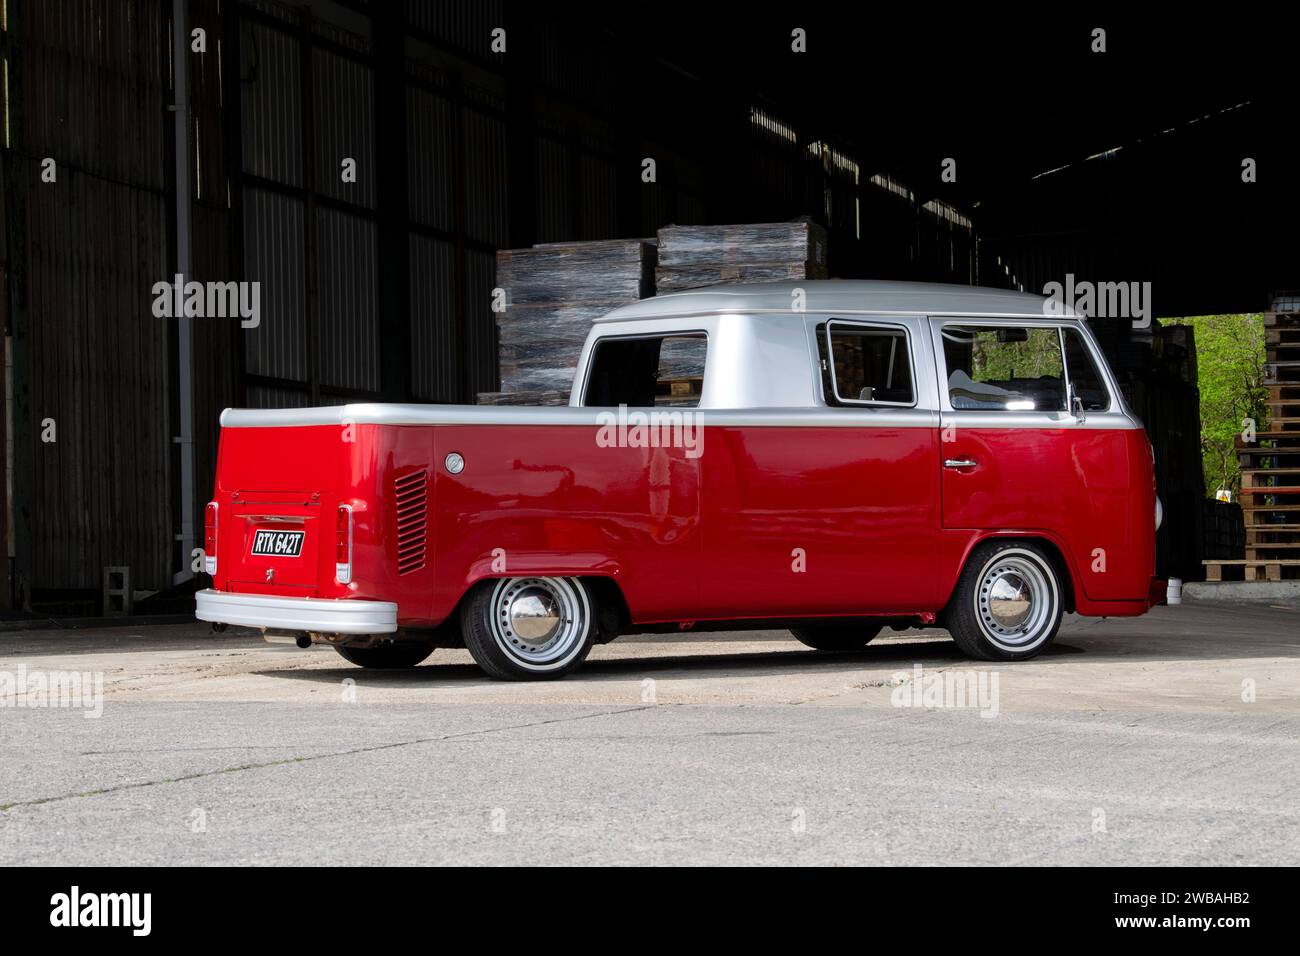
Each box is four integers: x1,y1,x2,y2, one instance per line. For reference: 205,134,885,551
243,188,308,382
406,86,455,231
535,135,572,243
233,1,508,408
5,0,172,591
579,153,619,240
315,207,379,392
236,1,981,416
408,233,458,401
405,0,504,59
3,0,986,597
241,21,303,187
189,0,239,536
238,3,384,405
462,107,509,247
463,249,497,394
314,50,377,210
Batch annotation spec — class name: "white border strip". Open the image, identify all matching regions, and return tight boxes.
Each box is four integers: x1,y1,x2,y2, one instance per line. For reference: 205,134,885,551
220,403,1140,431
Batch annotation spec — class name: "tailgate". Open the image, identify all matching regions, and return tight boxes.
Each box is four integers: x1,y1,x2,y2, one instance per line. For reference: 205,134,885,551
228,492,324,591
212,423,349,598
209,417,437,617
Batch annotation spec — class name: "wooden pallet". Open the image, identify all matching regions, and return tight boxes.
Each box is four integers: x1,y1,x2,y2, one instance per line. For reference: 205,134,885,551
1231,304,1300,576
1263,311,1300,385
1203,559,1300,582
1232,310,1300,574
1247,524,1300,544
1237,450,1300,468
1238,429,1300,442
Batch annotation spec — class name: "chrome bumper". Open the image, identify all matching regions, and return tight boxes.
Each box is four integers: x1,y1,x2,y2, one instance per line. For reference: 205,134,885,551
195,588,398,635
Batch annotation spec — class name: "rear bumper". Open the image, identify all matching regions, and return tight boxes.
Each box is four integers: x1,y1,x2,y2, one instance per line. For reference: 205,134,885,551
195,588,398,634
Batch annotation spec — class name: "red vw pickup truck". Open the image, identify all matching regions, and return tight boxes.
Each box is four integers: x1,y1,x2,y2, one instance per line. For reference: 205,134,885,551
197,280,1165,679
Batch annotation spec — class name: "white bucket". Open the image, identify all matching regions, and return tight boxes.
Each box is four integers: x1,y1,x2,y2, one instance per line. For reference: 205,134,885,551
1167,577,1183,605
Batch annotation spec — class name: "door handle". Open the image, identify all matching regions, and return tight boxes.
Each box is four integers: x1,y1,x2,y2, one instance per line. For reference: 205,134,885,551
943,458,978,469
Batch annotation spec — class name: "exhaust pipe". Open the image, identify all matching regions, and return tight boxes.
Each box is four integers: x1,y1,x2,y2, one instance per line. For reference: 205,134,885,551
262,629,314,648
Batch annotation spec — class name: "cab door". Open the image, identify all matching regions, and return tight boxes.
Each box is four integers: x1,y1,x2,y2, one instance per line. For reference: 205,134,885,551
931,317,1145,601
934,320,1076,530
696,316,944,618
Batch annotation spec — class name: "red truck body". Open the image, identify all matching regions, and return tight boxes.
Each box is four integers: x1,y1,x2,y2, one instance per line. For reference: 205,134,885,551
208,416,1156,626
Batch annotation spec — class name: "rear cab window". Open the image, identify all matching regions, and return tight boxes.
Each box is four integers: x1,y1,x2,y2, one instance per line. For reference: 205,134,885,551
582,333,707,407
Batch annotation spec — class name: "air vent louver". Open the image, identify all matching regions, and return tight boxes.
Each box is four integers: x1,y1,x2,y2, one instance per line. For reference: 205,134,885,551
393,470,428,575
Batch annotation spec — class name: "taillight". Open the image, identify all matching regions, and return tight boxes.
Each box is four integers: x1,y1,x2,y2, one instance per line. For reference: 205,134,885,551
336,504,353,584
203,501,218,574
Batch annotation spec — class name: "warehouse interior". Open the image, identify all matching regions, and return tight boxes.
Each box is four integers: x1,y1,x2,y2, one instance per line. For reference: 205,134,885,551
1,2,1296,612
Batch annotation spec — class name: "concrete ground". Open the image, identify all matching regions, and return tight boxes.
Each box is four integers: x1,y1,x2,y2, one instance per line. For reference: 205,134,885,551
1,599,1297,866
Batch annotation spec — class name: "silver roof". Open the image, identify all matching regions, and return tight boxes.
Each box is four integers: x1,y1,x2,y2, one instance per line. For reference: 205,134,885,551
595,279,1075,323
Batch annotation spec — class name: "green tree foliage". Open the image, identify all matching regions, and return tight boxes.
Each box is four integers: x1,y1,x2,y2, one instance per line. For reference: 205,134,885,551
1167,314,1268,496
971,328,1063,381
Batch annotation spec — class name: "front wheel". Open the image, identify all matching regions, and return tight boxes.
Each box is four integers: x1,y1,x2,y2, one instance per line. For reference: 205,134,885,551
790,624,883,651
461,577,597,680
334,641,434,669
943,541,1064,661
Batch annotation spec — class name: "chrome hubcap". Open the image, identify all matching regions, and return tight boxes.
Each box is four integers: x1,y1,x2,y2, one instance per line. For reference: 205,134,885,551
987,572,1032,630
976,552,1056,650
490,577,589,670
507,587,561,642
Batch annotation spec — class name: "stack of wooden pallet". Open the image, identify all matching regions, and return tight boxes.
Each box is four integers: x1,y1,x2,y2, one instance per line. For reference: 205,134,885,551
1207,297,1300,581
477,221,831,407
477,239,657,405
655,219,828,292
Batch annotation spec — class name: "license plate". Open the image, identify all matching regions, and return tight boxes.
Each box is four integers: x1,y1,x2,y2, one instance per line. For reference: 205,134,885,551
250,529,305,557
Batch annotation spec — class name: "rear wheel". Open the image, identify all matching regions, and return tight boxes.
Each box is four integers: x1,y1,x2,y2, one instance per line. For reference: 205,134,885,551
461,577,596,680
334,641,434,669
790,623,883,651
944,541,1064,661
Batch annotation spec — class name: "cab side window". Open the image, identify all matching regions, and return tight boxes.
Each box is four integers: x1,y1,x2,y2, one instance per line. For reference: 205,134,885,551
583,333,707,407
817,321,915,406
942,326,1065,411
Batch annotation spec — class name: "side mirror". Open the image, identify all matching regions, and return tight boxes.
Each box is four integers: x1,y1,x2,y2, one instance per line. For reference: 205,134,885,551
1069,383,1087,423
